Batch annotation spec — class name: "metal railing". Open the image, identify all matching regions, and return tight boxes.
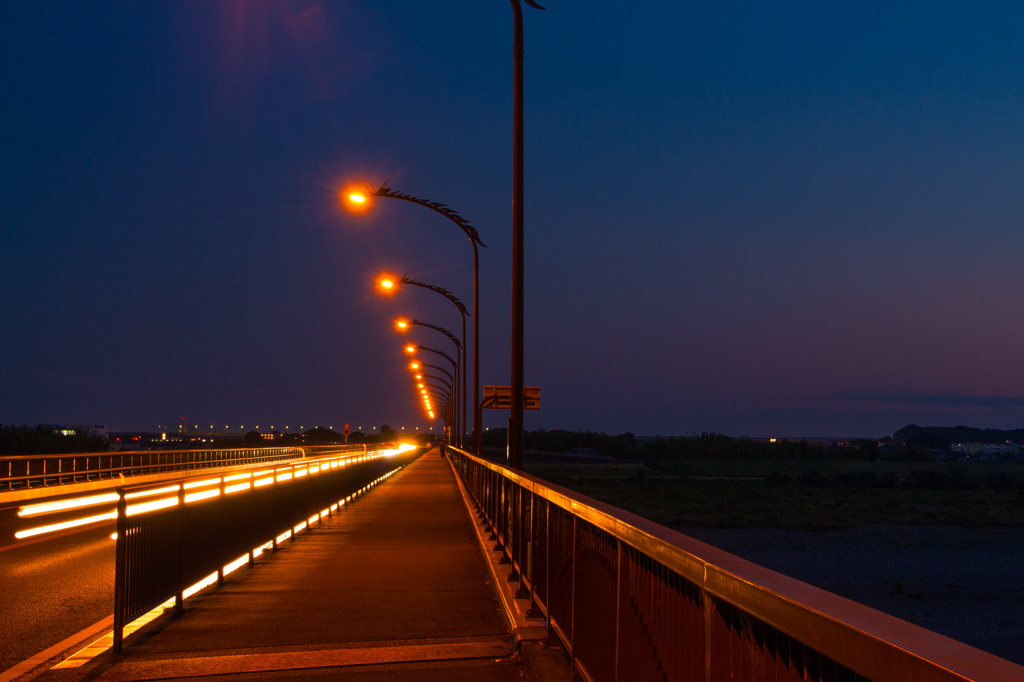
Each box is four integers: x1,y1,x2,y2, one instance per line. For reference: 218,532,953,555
112,446,422,651
448,447,1024,682
0,445,375,492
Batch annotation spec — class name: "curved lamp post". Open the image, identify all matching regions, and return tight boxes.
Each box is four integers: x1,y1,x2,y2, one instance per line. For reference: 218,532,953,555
407,347,460,440
345,185,485,455
409,362,441,424
382,274,468,448
398,319,462,444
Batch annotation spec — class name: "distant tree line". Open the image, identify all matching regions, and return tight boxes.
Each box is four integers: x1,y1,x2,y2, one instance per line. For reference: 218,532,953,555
482,428,899,461
0,424,109,455
894,424,1024,450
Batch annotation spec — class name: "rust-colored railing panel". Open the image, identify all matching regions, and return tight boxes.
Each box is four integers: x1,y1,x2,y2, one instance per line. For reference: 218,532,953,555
448,447,1024,682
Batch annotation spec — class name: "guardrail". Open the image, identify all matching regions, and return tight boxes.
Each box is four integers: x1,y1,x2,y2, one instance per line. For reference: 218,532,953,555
0,445,375,492
112,445,422,651
448,447,1024,682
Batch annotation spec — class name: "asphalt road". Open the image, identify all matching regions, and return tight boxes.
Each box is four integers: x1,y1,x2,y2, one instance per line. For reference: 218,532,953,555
0,507,115,674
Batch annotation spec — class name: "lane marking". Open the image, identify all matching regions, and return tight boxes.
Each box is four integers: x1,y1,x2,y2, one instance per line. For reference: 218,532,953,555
0,615,112,682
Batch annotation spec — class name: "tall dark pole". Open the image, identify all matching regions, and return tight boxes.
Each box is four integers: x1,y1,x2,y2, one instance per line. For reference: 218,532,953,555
473,245,481,454
510,0,543,468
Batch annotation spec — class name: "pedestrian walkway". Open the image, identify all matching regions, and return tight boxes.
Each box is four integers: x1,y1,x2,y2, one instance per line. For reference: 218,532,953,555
40,451,558,681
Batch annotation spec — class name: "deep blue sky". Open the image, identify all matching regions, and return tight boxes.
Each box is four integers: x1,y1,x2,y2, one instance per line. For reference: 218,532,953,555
2,1,1023,438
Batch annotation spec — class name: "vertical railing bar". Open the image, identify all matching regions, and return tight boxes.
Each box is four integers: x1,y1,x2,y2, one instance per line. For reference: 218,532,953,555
570,514,578,681
613,537,621,682
112,488,127,653
217,476,226,587
176,482,185,613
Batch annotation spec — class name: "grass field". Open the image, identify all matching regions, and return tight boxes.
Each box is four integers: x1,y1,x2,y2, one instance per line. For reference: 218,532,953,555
524,458,1024,529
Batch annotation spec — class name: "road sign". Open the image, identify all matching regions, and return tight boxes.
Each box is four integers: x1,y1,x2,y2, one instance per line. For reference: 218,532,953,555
482,385,540,410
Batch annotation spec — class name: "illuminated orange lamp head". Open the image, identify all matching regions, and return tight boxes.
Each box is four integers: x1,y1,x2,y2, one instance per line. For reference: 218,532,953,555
341,185,373,212
409,361,420,370
377,274,398,293
394,318,411,332
404,344,416,354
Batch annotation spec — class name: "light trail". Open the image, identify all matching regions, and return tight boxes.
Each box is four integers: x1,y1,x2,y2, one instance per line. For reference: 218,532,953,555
12,448,408,541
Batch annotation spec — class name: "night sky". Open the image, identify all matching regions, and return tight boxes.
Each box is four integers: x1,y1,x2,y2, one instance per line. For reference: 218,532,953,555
3,1,1023,438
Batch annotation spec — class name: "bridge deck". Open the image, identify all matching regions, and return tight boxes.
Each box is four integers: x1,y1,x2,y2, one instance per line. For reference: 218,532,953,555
63,452,541,680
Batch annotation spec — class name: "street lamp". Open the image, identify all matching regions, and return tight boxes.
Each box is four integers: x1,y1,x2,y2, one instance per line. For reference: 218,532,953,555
416,370,452,437
398,320,462,445
343,184,485,455
379,273,468,448
410,364,443,425
406,346,460,445
409,347,457,421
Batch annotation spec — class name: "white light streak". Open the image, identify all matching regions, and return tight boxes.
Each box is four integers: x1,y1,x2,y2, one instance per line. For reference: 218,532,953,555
18,493,119,517
15,511,118,539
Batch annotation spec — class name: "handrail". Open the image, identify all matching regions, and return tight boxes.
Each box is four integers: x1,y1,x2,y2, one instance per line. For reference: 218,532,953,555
448,447,1024,682
0,445,376,492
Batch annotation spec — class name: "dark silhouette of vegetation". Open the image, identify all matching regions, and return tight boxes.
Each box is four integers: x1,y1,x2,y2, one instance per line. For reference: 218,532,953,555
483,429,897,461
479,426,1024,529
0,424,108,455
895,424,1024,450
484,426,1024,463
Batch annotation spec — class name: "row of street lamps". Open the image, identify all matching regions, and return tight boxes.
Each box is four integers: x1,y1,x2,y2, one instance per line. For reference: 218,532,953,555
340,0,543,467
344,186,479,452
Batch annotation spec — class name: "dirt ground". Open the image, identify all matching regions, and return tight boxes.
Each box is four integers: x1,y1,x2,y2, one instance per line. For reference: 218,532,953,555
679,525,1024,666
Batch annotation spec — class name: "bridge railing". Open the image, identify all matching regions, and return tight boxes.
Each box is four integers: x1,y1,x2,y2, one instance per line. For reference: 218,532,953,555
0,444,374,492
448,447,1024,682
112,445,422,651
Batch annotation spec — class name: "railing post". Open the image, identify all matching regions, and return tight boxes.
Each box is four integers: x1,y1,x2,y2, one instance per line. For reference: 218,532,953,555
613,539,622,682
112,489,127,653
217,477,226,587
570,515,578,681
702,589,712,682
176,483,185,613
545,498,552,642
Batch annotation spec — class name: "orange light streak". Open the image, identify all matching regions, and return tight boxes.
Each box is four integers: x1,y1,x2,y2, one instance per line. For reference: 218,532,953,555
184,477,221,490
126,485,180,500
18,493,119,517
127,497,178,516
184,489,221,504
15,511,118,539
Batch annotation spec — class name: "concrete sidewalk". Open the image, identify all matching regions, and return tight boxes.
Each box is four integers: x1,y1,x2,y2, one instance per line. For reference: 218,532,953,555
41,452,546,681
